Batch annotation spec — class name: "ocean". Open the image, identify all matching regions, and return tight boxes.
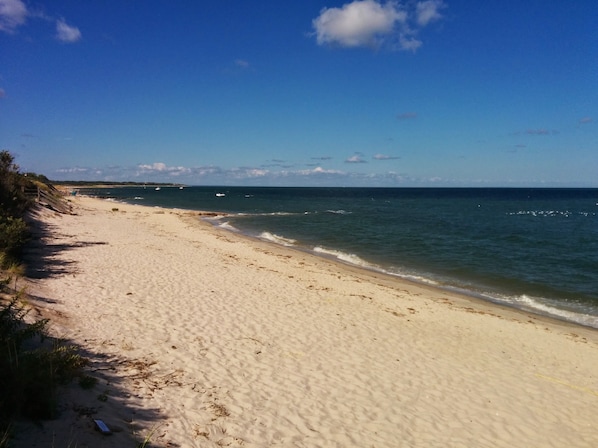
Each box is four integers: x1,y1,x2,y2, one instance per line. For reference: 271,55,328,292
83,186,598,329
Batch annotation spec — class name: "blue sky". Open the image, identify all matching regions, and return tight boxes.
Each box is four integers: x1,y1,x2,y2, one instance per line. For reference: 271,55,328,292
0,0,596,186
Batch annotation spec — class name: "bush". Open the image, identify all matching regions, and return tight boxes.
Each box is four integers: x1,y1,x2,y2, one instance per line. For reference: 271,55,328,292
0,150,34,266
0,150,89,444
0,216,28,264
0,151,31,218
0,295,87,426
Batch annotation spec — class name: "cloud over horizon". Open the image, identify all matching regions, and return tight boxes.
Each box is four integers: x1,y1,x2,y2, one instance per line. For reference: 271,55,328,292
373,153,400,160
47,157,580,188
312,0,446,51
345,154,367,163
48,160,424,187
138,162,191,176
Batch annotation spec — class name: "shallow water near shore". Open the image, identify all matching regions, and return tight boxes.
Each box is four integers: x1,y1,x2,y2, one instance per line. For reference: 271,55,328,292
83,186,598,328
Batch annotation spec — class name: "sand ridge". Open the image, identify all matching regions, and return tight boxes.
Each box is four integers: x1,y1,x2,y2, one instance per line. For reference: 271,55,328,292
15,196,598,447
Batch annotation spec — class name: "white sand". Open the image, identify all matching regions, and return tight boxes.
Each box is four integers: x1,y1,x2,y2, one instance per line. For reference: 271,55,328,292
14,196,598,447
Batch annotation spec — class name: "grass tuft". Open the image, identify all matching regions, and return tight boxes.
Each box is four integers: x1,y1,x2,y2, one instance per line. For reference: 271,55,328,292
0,294,88,442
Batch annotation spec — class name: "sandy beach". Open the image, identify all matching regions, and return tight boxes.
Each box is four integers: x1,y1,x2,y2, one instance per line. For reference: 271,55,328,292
14,195,598,447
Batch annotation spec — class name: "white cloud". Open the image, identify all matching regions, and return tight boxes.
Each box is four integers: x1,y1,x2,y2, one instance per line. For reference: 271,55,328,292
138,162,191,176
56,19,81,43
311,166,344,174
373,153,400,160
241,168,268,178
0,1,82,43
312,0,446,51
49,161,481,187
346,154,367,163
0,0,27,33
398,34,422,52
313,0,406,48
416,0,445,26
139,162,167,171
55,167,89,173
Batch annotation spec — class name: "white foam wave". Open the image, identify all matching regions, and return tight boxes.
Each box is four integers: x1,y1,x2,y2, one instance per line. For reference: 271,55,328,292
268,212,296,216
217,221,239,232
201,214,228,221
236,211,305,218
259,232,297,246
325,209,352,215
509,295,598,329
508,210,595,218
313,246,370,267
388,271,441,286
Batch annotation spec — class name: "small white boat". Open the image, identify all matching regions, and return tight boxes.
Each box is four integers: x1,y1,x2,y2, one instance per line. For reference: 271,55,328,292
155,187,161,191
215,193,225,197
179,186,184,190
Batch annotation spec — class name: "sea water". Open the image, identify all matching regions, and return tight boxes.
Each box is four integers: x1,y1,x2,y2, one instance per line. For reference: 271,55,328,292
85,187,598,328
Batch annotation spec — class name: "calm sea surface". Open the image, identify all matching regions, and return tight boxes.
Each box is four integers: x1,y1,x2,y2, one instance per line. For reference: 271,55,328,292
83,187,598,329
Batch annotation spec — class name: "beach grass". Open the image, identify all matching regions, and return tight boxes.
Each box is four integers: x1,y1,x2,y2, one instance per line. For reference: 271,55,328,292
0,150,90,446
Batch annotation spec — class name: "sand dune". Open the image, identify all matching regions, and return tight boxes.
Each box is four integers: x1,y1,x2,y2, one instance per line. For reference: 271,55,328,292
15,196,598,447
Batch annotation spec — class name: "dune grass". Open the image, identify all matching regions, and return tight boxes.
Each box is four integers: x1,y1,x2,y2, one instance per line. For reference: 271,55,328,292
0,150,89,446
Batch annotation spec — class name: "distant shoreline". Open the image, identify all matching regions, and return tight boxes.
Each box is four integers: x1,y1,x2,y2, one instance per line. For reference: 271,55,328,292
53,181,185,188
53,182,598,191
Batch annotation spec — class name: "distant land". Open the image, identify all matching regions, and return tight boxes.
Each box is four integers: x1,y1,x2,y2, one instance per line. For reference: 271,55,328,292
53,181,185,188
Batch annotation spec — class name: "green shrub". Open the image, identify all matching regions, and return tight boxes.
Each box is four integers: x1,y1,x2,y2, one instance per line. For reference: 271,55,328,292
0,150,34,265
0,296,87,425
0,151,32,218
0,150,89,445
0,216,28,264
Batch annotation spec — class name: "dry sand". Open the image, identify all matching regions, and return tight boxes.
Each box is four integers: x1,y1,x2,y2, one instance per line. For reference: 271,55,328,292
13,195,598,447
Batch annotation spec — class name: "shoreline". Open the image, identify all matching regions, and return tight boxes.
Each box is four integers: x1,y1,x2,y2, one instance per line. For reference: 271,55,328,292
108,191,598,331
16,195,598,447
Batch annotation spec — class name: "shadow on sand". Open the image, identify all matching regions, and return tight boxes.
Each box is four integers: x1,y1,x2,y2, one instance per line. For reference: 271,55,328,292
9,208,172,447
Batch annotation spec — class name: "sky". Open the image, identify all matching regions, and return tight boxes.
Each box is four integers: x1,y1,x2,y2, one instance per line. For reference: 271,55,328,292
0,0,596,187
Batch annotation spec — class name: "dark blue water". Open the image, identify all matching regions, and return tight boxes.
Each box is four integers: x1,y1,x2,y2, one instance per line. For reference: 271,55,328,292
84,187,598,328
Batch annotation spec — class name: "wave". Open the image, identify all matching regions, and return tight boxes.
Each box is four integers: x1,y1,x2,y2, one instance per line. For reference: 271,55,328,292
325,209,352,215
259,232,297,247
200,214,229,222
508,210,596,218
384,268,441,286
313,246,372,268
235,211,308,218
216,221,239,232
502,294,598,329
266,211,302,216
310,246,598,329
199,210,598,330
371,265,598,329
